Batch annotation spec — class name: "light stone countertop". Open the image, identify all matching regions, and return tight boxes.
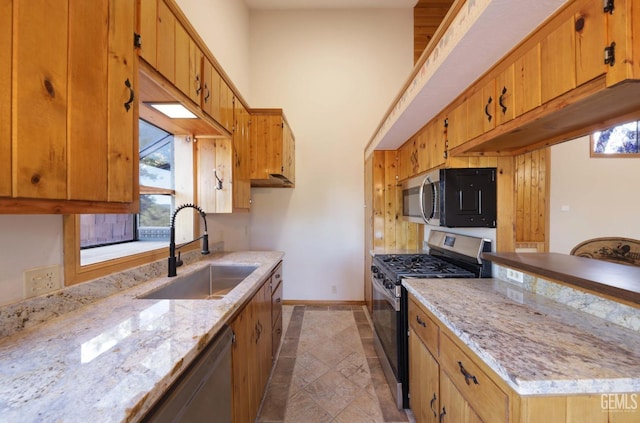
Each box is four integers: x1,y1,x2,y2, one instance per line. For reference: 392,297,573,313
403,278,640,396
0,251,283,423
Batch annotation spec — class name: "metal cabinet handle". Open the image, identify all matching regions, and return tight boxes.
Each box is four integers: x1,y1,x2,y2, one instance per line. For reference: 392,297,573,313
275,298,281,303
203,83,210,103
439,406,447,422
430,393,437,417
124,78,134,112
458,361,479,385
484,96,493,122
416,315,427,328
498,86,507,114
195,74,201,94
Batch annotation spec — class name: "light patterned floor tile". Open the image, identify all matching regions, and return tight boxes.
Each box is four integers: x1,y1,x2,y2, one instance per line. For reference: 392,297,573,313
258,306,412,423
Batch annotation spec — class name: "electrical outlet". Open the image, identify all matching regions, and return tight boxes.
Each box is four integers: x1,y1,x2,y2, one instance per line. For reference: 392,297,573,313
24,265,61,298
506,268,524,284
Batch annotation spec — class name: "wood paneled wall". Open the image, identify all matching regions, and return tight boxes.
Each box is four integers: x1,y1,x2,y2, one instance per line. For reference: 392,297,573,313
515,149,549,252
414,0,454,63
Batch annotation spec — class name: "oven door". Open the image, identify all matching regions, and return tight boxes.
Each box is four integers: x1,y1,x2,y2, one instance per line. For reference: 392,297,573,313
371,275,404,407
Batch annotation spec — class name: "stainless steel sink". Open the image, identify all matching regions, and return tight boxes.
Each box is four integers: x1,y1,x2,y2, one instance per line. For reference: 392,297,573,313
138,264,258,300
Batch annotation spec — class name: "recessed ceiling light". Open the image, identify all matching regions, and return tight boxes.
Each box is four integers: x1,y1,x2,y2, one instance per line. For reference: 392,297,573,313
146,103,197,119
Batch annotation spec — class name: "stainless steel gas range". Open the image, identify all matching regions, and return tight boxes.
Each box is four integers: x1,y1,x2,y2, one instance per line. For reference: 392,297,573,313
370,230,492,409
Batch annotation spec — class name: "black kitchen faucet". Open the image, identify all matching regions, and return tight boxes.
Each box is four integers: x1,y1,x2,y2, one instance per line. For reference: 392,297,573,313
168,203,210,277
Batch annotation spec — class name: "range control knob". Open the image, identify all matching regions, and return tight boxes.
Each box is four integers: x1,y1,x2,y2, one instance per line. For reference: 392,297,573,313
384,280,394,290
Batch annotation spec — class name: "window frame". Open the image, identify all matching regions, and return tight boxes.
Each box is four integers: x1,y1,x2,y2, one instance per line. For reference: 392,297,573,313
590,119,640,158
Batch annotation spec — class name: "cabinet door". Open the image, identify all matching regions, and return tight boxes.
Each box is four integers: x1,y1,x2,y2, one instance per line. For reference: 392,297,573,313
232,103,251,210
409,329,440,423
188,40,203,104
220,79,234,132
540,17,576,103
574,0,606,86
137,0,157,67
467,80,496,140
446,101,467,150
439,373,484,423
514,44,541,117
397,140,413,181
230,294,257,423
105,0,136,203
201,58,214,116
430,115,446,170
495,64,515,126
156,0,175,84
256,281,273,393
196,138,234,214
174,22,190,98
68,0,109,201
0,0,11,197
13,0,68,199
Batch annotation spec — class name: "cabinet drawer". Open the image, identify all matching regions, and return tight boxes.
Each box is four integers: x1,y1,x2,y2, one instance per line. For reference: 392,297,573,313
440,333,508,423
271,278,283,328
408,297,439,358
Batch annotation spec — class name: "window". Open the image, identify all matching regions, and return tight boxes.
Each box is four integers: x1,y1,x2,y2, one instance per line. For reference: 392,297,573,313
591,120,640,157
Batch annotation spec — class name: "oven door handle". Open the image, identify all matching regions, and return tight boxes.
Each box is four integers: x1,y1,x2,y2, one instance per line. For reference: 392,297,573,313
371,277,400,312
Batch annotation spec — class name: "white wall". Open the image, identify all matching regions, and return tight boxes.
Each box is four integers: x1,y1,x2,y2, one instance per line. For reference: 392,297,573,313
550,135,640,253
0,215,64,305
248,9,413,301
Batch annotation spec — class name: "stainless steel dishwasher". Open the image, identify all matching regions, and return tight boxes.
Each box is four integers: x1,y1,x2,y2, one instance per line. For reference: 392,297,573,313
143,326,233,423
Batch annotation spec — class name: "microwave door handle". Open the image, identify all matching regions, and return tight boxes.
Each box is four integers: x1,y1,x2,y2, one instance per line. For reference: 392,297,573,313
418,175,431,224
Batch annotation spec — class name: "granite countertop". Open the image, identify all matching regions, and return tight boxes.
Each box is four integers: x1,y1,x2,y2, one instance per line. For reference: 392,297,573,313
403,278,640,396
0,251,283,423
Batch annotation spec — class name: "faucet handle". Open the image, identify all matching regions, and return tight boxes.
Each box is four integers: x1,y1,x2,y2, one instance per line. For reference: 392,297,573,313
176,251,184,268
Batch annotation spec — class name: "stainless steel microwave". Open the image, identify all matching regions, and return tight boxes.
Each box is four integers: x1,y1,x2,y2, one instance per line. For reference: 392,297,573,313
401,168,497,228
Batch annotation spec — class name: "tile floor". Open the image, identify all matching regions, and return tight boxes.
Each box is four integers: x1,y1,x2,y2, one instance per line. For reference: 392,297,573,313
257,305,412,423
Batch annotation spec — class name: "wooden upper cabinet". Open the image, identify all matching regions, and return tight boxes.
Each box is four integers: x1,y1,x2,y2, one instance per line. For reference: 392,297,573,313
540,17,576,103
513,44,541,117
156,0,175,84
495,63,515,125
446,100,467,150
467,79,496,140
197,138,235,213
574,0,606,86
175,22,202,104
233,102,251,211
3,0,137,211
220,79,234,132
605,0,640,86
174,22,190,97
397,140,413,182
138,0,157,67
250,109,295,187
0,0,11,198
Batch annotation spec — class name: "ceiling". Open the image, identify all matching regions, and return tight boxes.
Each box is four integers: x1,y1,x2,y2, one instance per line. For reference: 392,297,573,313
245,0,417,9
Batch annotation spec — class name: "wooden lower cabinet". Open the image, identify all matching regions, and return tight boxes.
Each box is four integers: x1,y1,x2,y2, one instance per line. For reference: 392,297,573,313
270,263,283,360
409,327,440,423
409,293,639,423
230,277,272,423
